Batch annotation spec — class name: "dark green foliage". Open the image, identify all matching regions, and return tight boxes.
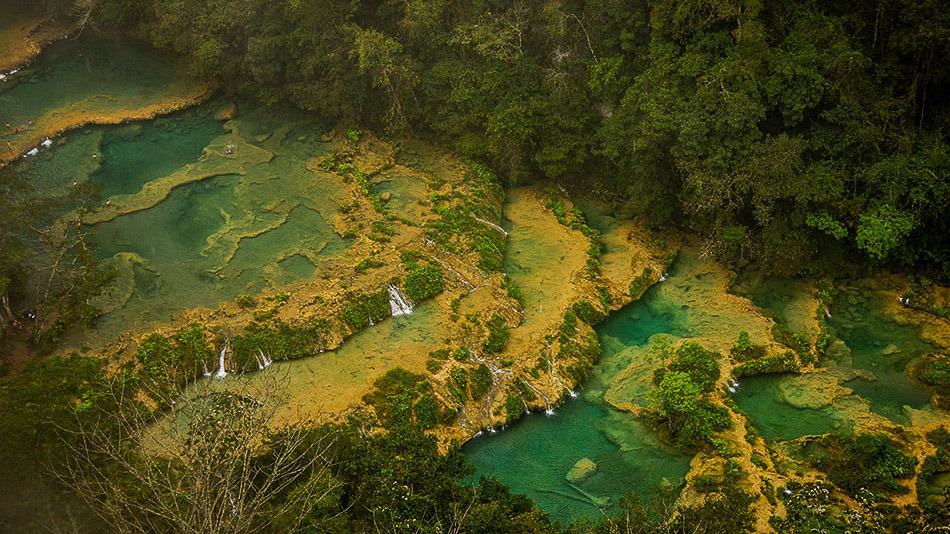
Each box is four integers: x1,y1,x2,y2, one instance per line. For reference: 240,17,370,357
470,364,493,401
733,351,800,378
558,310,578,344
355,258,384,273
362,368,442,430
231,318,330,368
452,347,470,362
572,300,606,325
504,393,524,421
913,353,950,386
501,274,524,308
339,289,389,331
482,314,510,353
448,368,468,405
136,324,214,390
730,331,766,362
235,294,256,308
664,342,721,392
816,434,917,495
916,428,950,520
402,263,444,303
328,423,557,533
646,371,731,450
0,354,105,465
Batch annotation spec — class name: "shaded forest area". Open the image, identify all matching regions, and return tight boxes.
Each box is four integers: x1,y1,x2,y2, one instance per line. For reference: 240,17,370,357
39,0,950,278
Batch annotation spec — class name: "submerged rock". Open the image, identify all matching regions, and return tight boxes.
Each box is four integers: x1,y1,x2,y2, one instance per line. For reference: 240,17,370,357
825,339,852,361
880,343,901,355
380,191,392,202
778,373,848,409
566,457,597,483
214,102,236,121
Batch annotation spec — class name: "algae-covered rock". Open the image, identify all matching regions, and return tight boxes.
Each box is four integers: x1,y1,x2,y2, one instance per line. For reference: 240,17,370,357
880,343,901,355
566,457,597,483
825,339,851,361
380,191,392,202
214,102,236,121
778,373,849,409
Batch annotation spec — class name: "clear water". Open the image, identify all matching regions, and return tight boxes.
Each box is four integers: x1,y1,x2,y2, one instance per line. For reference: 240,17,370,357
0,33,199,160
827,290,937,423
464,282,693,525
89,105,224,199
733,283,938,439
732,375,842,440
77,102,349,342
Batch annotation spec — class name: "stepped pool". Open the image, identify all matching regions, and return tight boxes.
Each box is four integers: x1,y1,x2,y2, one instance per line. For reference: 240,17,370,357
4,40,350,343
464,274,694,524
0,32,206,164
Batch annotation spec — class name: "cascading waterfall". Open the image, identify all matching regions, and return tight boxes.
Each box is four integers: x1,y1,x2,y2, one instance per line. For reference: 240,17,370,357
215,345,228,379
388,284,414,316
727,378,739,394
522,378,554,415
255,349,273,370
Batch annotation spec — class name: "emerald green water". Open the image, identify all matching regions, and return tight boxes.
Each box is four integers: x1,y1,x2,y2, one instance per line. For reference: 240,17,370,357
0,33,196,151
89,105,224,199
733,282,939,440
2,34,355,342
733,376,842,440
91,175,243,326
826,288,937,423
464,282,693,525
83,104,350,340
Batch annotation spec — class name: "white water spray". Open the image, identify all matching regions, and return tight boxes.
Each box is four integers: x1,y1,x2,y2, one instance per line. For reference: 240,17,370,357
215,346,228,379
388,284,414,316
255,349,273,370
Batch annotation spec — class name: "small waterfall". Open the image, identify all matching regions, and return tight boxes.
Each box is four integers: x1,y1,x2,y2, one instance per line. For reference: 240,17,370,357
568,389,578,398
388,284,414,316
472,214,509,237
215,346,228,379
727,378,739,394
522,379,552,413
659,272,669,282
255,349,273,370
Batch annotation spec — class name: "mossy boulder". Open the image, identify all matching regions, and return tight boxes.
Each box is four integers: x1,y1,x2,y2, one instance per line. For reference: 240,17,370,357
566,457,597,483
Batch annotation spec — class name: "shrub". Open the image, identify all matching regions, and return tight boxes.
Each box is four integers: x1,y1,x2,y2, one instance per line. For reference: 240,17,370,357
733,352,799,377
646,371,731,450
730,331,765,362
470,364,493,400
403,263,444,302
505,393,524,420
355,258,384,273
666,342,721,392
572,300,606,325
235,294,257,308
340,289,390,330
816,434,916,495
482,315,510,353
362,368,445,429
448,368,469,404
